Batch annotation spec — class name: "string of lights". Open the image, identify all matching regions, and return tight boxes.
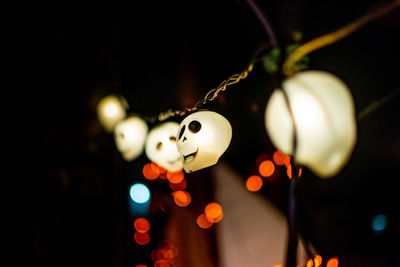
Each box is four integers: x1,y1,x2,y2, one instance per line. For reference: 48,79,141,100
96,1,400,266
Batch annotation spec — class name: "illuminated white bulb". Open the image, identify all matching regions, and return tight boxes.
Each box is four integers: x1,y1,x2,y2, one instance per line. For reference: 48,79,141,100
265,70,357,178
145,122,183,171
97,94,128,133
114,116,148,161
177,111,232,173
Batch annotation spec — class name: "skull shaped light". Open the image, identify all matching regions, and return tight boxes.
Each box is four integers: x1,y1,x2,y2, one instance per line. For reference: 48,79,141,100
265,70,357,178
97,94,128,133
145,122,183,171
114,116,148,161
177,110,232,173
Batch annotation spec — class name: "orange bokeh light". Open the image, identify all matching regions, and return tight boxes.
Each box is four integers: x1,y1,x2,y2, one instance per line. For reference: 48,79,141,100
143,163,158,180
134,218,150,233
314,255,322,267
136,265,147,267
306,259,313,267
206,211,223,223
286,164,302,179
197,213,213,229
154,260,172,267
273,150,287,166
150,162,161,175
326,257,339,267
158,166,167,179
169,179,187,191
172,190,191,207
246,175,262,192
204,202,222,220
134,232,150,245
167,170,184,184
259,160,275,177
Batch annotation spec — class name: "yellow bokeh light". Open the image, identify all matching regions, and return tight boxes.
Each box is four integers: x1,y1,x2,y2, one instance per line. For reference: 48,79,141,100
97,94,127,132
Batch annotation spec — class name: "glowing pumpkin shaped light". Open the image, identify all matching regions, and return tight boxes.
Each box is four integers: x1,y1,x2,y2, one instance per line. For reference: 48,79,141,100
114,116,148,161
145,122,183,171
265,70,357,178
97,94,128,133
177,110,232,173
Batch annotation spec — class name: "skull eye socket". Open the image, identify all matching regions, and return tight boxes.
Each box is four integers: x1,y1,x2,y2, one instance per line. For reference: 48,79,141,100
156,142,163,150
188,120,201,133
178,125,186,140
169,136,176,142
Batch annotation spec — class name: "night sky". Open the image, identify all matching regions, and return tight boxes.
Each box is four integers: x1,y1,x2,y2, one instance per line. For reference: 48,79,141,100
26,0,400,266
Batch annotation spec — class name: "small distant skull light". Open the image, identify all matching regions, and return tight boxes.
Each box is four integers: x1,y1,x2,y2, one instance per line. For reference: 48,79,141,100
145,122,183,171
97,94,128,133
177,111,232,173
114,116,148,161
265,70,357,178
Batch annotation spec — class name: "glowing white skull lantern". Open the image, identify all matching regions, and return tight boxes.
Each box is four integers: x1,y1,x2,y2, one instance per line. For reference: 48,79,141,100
97,94,128,133
114,116,148,161
265,70,357,178
177,111,232,173
145,122,183,171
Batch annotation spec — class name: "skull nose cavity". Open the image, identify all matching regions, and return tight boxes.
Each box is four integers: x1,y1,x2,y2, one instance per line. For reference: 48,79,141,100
183,136,187,142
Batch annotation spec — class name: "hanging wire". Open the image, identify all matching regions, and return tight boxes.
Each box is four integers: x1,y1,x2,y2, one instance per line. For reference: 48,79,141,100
245,0,278,47
142,48,269,124
282,0,400,77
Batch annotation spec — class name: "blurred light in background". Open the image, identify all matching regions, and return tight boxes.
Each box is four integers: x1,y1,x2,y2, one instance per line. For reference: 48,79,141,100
286,165,302,179
134,232,150,245
326,257,339,267
143,163,159,180
197,213,213,229
172,190,191,207
204,202,223,223
246,175,263,192
130,183,150,204
167,170,184,184
169,179,187,191
273,150,289,166
96,94,128,133
258,160,275,177
372,214,387,232
134,218,151,233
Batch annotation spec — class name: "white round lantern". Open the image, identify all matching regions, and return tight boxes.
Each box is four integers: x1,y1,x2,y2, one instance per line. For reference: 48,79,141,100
177,110,232,173
145,122,183,171
114,116,148,161
97,94,128,133
265,70,357,178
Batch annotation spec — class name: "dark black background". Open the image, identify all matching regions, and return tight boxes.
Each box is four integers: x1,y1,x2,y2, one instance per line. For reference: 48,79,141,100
18,0,400,266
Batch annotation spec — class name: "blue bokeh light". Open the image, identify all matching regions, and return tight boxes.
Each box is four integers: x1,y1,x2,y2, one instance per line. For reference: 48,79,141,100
372,214,387,232
130,183,150,204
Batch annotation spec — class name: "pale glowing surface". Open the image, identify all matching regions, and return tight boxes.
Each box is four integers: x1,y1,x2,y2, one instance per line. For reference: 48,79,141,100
265,71,357,178
145,122,183,171
114,116,148,161
177,111,232,173
130,183,150,204
97,94,128,132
